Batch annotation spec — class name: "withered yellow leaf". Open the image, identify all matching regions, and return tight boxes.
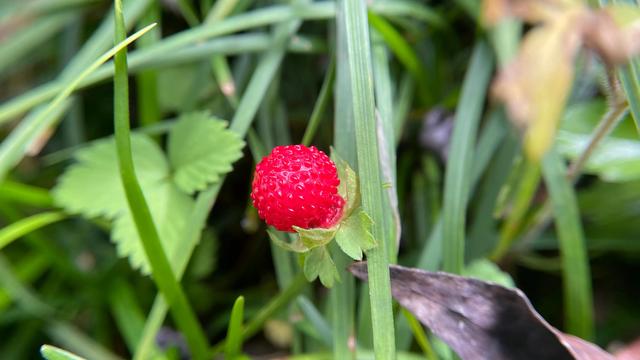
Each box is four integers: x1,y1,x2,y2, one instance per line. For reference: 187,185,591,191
493,10,583,161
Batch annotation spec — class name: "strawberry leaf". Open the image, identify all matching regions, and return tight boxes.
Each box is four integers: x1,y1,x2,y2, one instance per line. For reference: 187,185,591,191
168,111,245,194
335,208,377,260
303,246,340,287
53,134,195,274
293,226,337,250
267,229,308,253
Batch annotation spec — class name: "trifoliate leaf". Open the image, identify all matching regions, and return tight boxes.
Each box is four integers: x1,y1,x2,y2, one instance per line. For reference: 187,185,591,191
293,226,338,250
267,229,308,253
335,208,377,260
303,247,339,287
168,112,244,194
52,135,195,275
53,135,168,219
112,181,194,274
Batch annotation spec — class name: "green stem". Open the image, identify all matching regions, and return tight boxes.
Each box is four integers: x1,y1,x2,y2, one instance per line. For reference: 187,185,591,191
541,149,594,339
211,274,307,355
490,160,540,261
302,58,335,146
112,1,209,359
441,42,493,274
0,212,67,251
343,0,395,357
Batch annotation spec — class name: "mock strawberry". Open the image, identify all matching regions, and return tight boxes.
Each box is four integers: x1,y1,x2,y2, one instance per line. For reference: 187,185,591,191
251,145,345,232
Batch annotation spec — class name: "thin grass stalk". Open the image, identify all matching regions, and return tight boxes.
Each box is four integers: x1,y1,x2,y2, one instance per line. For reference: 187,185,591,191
302,58,335,147
0,0,439,125
111,1,209,358
332,3,358,357
541,149,594,339
343,0,395,357
135,1,161,128
134,9,304,358
0,212,67,251
441,42,493,274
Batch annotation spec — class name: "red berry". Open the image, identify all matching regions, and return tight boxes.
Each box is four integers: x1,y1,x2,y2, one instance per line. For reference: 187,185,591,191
251,145,345,232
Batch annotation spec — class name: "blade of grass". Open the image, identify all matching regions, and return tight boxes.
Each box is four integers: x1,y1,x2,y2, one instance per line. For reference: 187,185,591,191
134,10,304,358
371,28,400,263
301,58,335,146
224,296,245,359
108,280,146,353
343,0,396,357
540,149,594,339
0,180,53,207
467,131,518,260
401,309,438,360
112,1,209,358
0,12,78,76
135,1,161,128
296,296,333,347
0,212,67,251
0,252,49,312
40,345,86,360
210,274,307,355
0,0,443,125
392,72,415,145
367,11,429,106
0,24,156,182
332,3,358,357
177,0,200,26
0,254,121,360
441,42,493,274
490,159,540,260
205,0,246,107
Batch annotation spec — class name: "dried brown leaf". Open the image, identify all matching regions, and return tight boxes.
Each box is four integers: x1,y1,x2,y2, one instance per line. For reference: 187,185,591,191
350,262,613,360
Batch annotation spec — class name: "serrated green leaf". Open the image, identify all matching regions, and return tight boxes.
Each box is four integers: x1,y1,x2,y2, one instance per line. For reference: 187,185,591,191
112,181,194,274
303,247,339,287
335,208,377,260
53,135,168,219
293,226,338,250
40,345,87,360
168,112,245,194
267,229,308,253
53,134,195,274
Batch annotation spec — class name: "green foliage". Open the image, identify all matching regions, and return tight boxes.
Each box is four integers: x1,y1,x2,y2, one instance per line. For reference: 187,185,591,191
303,247,339,288
557,101,639,181
53,114,243,274
335,209,376,261
169,112,245,194
40,345,86,360
463,259,514,288
3,0,640,358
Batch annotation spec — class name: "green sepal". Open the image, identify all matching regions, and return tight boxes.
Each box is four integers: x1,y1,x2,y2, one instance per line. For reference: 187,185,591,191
302,246,340,287
335,207,377,260
331,148,360,218
293,225,338,250
267,229,308,253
